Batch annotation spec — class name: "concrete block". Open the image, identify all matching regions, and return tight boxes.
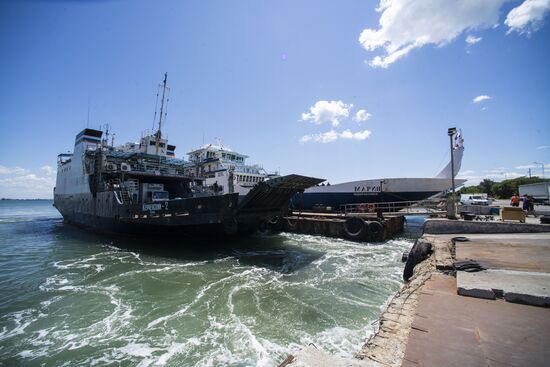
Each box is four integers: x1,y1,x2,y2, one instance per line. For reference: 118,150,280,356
423,219,550,234
457,269,550,307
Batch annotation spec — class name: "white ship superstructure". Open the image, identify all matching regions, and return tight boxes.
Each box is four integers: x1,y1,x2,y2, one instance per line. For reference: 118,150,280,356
187,143,279,196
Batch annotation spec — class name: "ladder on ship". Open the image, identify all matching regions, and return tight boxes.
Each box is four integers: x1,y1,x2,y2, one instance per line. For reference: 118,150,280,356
120,190,131,204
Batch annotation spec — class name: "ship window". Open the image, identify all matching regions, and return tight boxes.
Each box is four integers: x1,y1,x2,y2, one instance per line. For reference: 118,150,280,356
149,141,156,146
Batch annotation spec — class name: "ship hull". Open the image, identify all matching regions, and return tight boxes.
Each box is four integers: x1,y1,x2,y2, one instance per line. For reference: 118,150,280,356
293,177,466,210
54,191,239,237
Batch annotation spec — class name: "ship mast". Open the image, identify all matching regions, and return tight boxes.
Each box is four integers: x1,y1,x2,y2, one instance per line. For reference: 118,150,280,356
155,73,168,155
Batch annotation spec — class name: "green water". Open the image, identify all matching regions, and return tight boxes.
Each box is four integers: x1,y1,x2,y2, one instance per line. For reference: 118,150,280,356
0,200,418,366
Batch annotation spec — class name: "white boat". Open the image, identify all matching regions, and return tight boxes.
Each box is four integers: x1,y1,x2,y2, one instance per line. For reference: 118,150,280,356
293,131,467,210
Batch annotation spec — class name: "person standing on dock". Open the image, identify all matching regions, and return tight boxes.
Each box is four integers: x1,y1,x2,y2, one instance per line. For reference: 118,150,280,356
510,195,519,207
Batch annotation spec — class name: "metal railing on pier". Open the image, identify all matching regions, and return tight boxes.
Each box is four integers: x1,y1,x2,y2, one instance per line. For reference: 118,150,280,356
340,199,445,216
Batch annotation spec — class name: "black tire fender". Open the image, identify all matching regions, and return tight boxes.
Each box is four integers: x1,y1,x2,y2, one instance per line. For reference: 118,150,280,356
286,218,298,231
368,221,383,235
403,239,432,281
343,217,366,239
267,216,283,231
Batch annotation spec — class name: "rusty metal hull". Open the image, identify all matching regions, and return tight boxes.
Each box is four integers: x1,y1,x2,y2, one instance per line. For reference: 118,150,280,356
54,192,239,237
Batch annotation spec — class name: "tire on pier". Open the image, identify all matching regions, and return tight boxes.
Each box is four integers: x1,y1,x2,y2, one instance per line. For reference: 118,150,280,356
403,239,432,281
343,217,367,241
286,218,299,232
268,216,284,231
367,221,384,241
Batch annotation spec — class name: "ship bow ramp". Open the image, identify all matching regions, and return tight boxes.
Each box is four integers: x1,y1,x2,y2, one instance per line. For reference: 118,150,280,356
236,174,323,223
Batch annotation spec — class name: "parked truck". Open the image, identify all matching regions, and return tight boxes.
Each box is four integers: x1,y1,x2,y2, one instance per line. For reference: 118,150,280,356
519,182,550,205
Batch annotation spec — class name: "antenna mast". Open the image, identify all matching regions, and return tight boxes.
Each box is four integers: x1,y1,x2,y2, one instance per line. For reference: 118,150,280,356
156,73,168,155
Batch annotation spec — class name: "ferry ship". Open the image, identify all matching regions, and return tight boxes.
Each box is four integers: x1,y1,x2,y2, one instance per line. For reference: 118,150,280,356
292,131,467,210
53,74,322,236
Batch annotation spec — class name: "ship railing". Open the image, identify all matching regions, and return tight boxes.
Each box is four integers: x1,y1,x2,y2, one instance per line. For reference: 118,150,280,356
131,163,187,176
340,199,445,215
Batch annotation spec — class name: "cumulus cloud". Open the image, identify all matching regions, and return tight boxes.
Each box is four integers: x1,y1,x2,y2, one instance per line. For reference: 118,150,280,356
0,165,55,199
353,109,372,122
301,100,353,127
40,165,56,175
300,129,372,143
358,0,550,68
0,165,29,175
473,95,492,103
505,0,550,34
466,35,483,44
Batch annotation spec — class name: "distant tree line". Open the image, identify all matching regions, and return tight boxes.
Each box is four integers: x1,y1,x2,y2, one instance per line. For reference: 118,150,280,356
458,176,550,199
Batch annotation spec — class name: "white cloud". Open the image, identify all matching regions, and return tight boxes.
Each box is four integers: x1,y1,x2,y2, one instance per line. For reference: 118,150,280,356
0,165,55,199
359,0,505,68
466,35,483,44
0,165,29,175
358,0,550,68
353,109,372,122
505,0,550,34
301,100,353,127
300,129,372,143
536,145,549,150
473,95,492,103
40,165,56,176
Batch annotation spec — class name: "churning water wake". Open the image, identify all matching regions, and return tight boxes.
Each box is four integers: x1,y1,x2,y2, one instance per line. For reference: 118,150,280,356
0,200,418,366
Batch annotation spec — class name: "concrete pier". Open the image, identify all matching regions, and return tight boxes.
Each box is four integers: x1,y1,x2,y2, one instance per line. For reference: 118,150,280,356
279,220,550,367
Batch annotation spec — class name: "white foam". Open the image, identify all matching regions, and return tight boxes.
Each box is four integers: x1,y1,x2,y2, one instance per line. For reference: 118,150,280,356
0,309,35,342
119,342,161,357
154,339,200,365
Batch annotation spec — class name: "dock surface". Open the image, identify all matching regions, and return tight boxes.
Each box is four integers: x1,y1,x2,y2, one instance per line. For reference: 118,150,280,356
403,272,550,366
280,224,550,367
403,232,550,367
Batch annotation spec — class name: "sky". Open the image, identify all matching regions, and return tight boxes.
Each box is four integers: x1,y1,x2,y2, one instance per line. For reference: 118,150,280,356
0,0,549,199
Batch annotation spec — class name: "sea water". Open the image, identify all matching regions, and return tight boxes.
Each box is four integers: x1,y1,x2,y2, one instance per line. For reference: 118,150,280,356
0,200,419,366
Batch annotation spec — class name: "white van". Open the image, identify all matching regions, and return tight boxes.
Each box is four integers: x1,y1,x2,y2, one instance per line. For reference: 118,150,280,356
460,194,492,206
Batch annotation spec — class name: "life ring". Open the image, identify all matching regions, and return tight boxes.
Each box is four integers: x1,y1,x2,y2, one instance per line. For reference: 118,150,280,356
367,203,376,213
343,217,366,240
